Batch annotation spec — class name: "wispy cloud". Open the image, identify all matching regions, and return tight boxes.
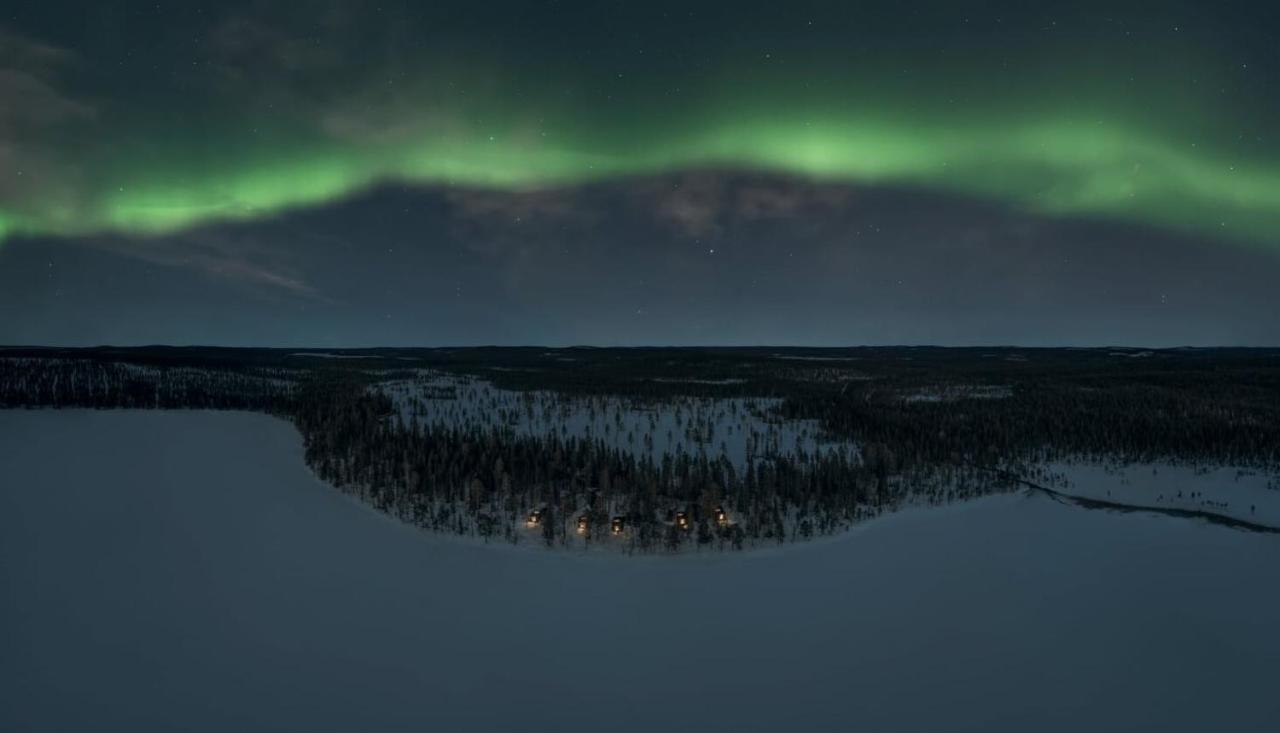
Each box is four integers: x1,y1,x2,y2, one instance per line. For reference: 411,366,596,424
0,28,96,222
85,229,332,302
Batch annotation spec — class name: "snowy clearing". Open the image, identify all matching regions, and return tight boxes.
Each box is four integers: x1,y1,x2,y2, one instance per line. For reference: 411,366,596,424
1029,460,1280,528
2,410,1278,732
377,371,852,470
287,352,380,359
899,384,1012,403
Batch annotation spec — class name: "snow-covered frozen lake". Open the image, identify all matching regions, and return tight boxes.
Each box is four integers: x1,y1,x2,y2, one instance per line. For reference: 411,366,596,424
3,411,1278,732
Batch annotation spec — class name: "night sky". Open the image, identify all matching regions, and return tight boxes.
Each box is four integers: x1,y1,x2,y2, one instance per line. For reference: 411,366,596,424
1,1,1277,346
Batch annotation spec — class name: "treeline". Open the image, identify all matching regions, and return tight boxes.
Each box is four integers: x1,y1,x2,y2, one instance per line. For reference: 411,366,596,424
779,379,1280,471
0,358,297,412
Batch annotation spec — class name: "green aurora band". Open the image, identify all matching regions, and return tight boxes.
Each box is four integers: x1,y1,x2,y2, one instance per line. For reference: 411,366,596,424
7,114,1277,248
3,3,1278,250
8,98,1279,249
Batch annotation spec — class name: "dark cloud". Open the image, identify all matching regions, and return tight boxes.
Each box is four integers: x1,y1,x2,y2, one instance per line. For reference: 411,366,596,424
635,171,858,239
0,27,75,75
3,171,1276,346
0,28,94,216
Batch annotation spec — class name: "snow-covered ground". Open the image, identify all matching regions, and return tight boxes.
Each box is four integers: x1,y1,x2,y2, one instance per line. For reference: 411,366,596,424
899,384,1012,403
378,371,853,468
1030,460,1280,528
3,411,1279,732
287,352,380,359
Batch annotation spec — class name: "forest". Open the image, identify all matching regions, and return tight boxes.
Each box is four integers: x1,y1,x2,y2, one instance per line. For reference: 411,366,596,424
3,346,1278,551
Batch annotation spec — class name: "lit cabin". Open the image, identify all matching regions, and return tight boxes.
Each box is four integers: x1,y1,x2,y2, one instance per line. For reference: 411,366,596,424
611,516,626,535
576,515,590,533
675,511,690,531
714,506,729,526
526,510,543,528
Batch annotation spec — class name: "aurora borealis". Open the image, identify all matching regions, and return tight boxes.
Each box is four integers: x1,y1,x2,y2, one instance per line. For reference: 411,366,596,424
1,1,1278,346
21,114,1280,246
3,1,1278,244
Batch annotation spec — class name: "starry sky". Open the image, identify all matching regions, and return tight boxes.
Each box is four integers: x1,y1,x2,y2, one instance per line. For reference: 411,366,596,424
1,1,1277,346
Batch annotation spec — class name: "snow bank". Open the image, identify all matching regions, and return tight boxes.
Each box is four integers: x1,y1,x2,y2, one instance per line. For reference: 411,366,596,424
2,411,1278,732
